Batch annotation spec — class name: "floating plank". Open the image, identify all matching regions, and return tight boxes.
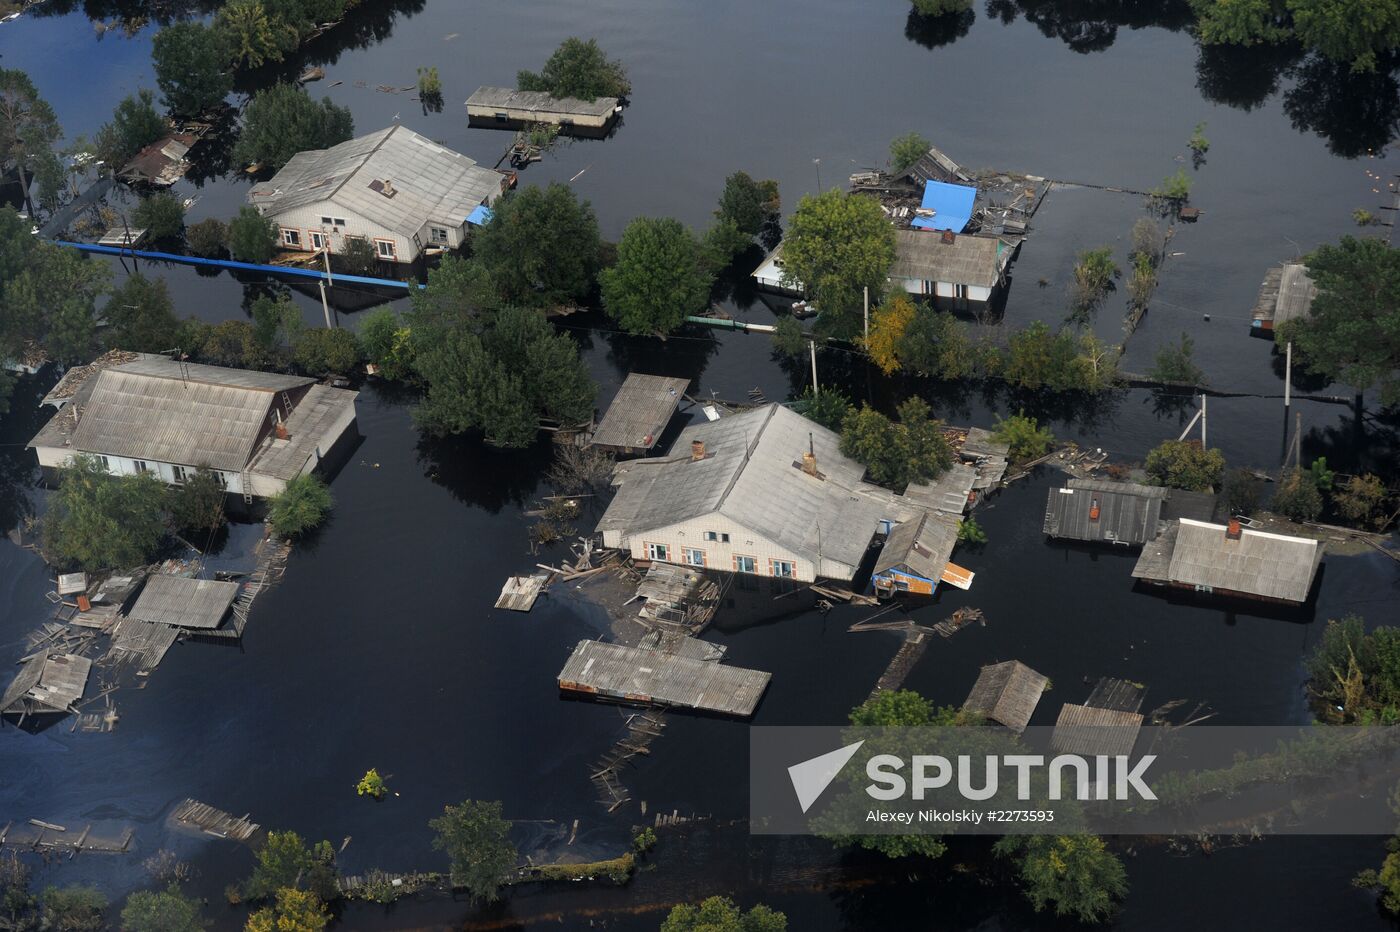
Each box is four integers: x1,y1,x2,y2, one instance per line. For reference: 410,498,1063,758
496,574,547,612
558,640,770,717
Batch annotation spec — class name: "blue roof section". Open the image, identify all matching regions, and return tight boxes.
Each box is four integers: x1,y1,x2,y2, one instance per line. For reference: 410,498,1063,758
466,204,493,226
911,180,976,232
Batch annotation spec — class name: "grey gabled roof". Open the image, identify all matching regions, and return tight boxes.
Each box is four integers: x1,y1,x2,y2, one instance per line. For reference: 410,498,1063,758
248,384,359,481
55,359,312,472
1043,478,1166,545
1274,263,1317,326
962,660,1048,733
597,404,889,573
590,374,690,450
890,230,1007,288
874,511,961,580
1132,518,1323,602
249,125,504,236
467,86,618,117
128,575,240,629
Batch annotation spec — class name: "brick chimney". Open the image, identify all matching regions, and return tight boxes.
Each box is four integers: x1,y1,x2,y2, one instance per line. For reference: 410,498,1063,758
941,230,956,245
275,422,290,441
802,451,818,476
1089,498,1101,522
691,440,705,461
1226,518,1242,540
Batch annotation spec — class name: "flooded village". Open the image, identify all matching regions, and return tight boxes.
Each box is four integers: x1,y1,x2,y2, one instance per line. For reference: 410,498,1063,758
1,0,1400,930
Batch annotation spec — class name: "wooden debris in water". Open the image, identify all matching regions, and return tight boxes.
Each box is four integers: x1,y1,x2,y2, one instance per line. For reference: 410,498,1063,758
867,630,930,701
932,606,985,638
496,574,549,612
170,799,261,844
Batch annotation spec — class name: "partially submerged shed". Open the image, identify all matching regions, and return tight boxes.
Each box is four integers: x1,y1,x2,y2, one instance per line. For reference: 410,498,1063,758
1,653,91,719
1043,478,1167,546
872,511,962,597
1251,262,1316,332
590,374,690,454
1050,704,1144,757
1132,517,1323,604
466,87,620,134
128,576,240,629
889,229,1016,311
962,660,1048,733
557,640,770,717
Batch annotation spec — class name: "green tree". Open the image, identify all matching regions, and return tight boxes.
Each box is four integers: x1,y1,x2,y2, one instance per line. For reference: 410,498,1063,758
231,83,353,170
993,835,1127,924
1143,439,1225,491
792,387,851,433
186,217,228,257
1288,0,1400,72
1070,246,1119,313
993,410,1055,461
1003,321,1079,391
357,308,414,381
1272,467,1324,521
0,851,35,930
0,68,62,215
474,184,600,310
1221,468,1260,516
249,294,301,366
850,688,934,726
416,66,443,102
700,219,752,271
152,21,233,116
911,0,973,14
1149,332,1205,385
104,274,179,353
267,475,333,539
601,217,712,335
1188,120,1211,155
958,515,988,543
1193,0,1291,46
244,888,328,932
228,207,279,263
217,0,294,70
356,768,387,799
517,37,631,100
294,327,360,375
839,398,952,490
866,294,916,374
121,885,209,932
1336,473,1393,529
4,242,109,364
169,465,228,536
1152,168,1192,201
661,896,787,932
781,190,896,338
339,236,379,275
43,455,167,571
93,89,167,169
39,885,107,932
770,316,807,358
716,171,779,237
428,800,517,903
897,307,979,380
245,831,338,904
133,192,186,243
888,131,931,174
1279,237,1400,405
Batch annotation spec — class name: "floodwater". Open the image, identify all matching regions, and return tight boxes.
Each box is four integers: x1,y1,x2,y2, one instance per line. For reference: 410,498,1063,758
2,0,1399,928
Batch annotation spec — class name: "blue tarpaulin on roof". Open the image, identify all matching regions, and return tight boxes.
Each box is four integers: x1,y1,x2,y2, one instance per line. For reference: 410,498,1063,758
466,204,493,226
910,180,976,232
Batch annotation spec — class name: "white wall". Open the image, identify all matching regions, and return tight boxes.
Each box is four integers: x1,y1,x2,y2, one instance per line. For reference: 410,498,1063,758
33,448,245,493
259,201,418,263
615,513,818,582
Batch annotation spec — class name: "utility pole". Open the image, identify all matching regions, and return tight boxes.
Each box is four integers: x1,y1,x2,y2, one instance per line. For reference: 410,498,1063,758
318,281,332,329
1200,393,1207,448
1284,340,1292,411
813,158,822,193
320,246,335,328
863,286,869,342
809,340,819,396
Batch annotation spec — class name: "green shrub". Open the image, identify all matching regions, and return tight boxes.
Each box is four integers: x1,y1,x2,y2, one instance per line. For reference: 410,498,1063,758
133,192,186,242
992,410,1055,462
228,207,278,263
267,475,332,538
186,217,228,257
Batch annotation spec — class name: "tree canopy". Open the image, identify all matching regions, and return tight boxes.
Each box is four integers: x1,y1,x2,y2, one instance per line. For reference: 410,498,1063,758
104,275,180,354
93,89,168,170
132,192,187,243
244,831,339,904
993,835,1127,923
231,83,353,170
228,206,279,263
1143,439,1225,491
1192,0,1400,71
889,131,931,174
600,217,712,335
661,896,787,932
839,397,953,490
715,171,780,238
121,885,209,932
428,799,517,903
152,21,233,116
0,68,62,215
473,184,601,310
267,476,333,538
781,189,895,339
1280,237,1400,406
244,887,328,932
42,457,168,571
517,37,631,101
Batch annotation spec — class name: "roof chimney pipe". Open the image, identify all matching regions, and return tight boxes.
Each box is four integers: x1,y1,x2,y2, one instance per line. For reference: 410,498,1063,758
691,439,706,461
1226,518,1242,540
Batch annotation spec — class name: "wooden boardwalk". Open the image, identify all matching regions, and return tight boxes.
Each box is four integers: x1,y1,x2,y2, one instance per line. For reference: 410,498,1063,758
0,820,133,855
558,640,770,717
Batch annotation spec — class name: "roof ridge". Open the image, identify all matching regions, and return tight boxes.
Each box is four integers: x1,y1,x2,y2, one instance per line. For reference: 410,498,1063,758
329,124,400,204
713,404,778,513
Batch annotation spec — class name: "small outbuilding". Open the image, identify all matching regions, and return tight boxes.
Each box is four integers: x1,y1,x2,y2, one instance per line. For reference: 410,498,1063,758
1,653,92,721
466,87,620,134
557,640,770,717
1043,478,1168,546
962,660,1048,733
872,511,962,597
128,575,241,630
1251,262,1316,332
1132,517,1323,604
590,374,691,454
889,229,1015,310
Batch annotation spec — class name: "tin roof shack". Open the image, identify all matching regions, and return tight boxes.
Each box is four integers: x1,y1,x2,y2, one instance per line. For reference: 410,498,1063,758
590,374,691,454
466,87,620,136
249,125,510,264
1251,262,1316,333
127,576,240,630
872,511,962,597
1132,517,1323,604
1,653,91,723
28,356,358,500
889,230,1017,311
962,660,1048,733
557,640,770,717
1051,678,1146,757
1043,479,1168,546
119,124,210,187
945,426,1009,494
597,404,895,583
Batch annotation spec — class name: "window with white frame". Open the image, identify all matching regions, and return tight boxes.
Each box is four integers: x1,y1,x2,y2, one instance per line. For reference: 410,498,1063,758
645,542,669,561
334,217,347,227
309,231,326,250
681,548,705,567
281,228,300,247
770,559,796,579
430,226,450,244
171,464,188,483
375,239,395,259
734,554,756,574
703,531,718,541
96,455,110,471
320,216,334,226
132,460,149,474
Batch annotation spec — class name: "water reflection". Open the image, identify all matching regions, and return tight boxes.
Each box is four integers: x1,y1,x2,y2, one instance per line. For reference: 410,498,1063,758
986,0,1194,54
413,429,553,512
1194,40,1299,112
904,7,976,50
1284,54,1400,159
32,0,220,26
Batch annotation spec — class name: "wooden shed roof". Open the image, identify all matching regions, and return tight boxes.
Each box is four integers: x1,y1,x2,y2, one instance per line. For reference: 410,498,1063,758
557,640,770,717
128,575,240,629
962,660,1048,733
1,653,91,715
590,374,690,451
1050,704,1144,757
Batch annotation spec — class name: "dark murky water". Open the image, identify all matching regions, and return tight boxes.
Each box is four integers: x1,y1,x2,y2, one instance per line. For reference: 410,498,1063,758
2,1,1400,928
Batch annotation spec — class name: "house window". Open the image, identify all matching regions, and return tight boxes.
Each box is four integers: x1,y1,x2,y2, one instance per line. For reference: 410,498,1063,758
954,284,967,299
213,472,228,489
494,111,508,122
703,531,718,542
682,548,705,567
1194,584,1213,594
96,455,110,471
319,216,333,226
309,231,326,250
171,464,188,484
281,228,301,247
132,460,148,474
770,559,796,579
721,533,730,543
430,226,450,244
645,542,669,562
334,217,347,227
375,238,396,259
734,555,757,574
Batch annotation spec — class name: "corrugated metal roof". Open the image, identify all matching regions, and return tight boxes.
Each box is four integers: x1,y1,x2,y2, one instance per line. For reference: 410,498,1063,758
113,357,311,392
248,384,358,480
911,179,977,232
874,511,961,579
1,653,91,713
1051,704,1144,757
466,86,618,117
1274,263,1317,326
1043,480,1164,545
890,230,1005,288
1132,518,1322,602
557,640,770,717
901,462,976,515
962,660,1048,733
250,125,504,236
128,575,240,629
590,374,690,450
597,404,889,575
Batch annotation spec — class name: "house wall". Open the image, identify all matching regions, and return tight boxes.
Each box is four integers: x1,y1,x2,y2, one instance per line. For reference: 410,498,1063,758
873,568,936,596
32,447,248,494
258,202,422,264
895,278,994,305
614,514,819,582
466,104,613,129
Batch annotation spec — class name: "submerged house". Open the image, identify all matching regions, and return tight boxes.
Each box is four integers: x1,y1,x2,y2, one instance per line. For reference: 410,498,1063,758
28,356,358,500
1251,262,1315,333
1044,479,1168,547
1,653,91,723
962,660,1049,733
871,510,963,596
248,124,511,264
589,373,691,455
890,229,1015,310
1131,517,1323,604
466,86,620,134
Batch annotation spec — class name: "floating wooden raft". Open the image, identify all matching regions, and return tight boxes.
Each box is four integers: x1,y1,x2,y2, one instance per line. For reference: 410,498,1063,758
558,640,770,717
170,799,261,843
